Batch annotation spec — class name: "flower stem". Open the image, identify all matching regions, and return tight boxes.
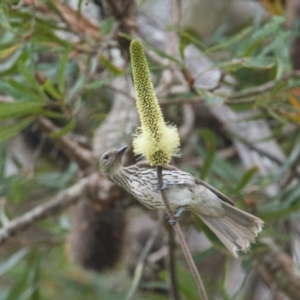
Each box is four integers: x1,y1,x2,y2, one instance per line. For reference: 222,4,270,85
156,167,208,300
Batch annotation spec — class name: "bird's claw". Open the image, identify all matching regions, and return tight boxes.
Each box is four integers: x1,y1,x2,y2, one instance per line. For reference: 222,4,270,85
165,214,177,225
174,206,186,218
154,183,168,193
169,219,177,226
165,206,186,225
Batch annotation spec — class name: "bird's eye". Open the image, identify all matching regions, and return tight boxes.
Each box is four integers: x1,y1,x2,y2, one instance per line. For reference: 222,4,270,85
103,154,109,160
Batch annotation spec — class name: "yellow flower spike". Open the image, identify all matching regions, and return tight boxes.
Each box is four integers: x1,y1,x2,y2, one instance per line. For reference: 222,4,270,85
130,39,181,166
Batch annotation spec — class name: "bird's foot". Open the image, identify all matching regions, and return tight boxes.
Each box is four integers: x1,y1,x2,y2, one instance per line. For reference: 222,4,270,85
169,218,177,226
165,214,177,225
155,180,185,193
165,206,186,225
174,206,186,218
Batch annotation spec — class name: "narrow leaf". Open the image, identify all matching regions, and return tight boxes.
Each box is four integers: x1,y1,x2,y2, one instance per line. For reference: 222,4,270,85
0,116,36,142
100,55,123,75
199,129,217,180
0,102,44,120
43,79,62,101
232,166,259,193
84,76,115,90
8,79,43,102
18,61,47,101
57,46,72,94
48,118,76,138
0,249,29,276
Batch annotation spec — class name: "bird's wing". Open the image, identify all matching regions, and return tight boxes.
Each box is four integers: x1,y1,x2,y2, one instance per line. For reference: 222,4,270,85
136,161,234,206
194,178,235,206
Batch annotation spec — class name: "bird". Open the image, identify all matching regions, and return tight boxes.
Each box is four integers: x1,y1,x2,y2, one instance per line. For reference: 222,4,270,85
100,145,264,257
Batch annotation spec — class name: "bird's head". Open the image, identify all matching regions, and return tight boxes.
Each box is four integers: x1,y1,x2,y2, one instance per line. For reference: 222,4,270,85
100,146,128,177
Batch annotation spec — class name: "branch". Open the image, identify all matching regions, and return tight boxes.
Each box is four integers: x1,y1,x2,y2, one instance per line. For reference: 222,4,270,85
37,117,95,170
0,173,99,246
227,70,300,100
157,167,208,300
51,0,101,40
231,133,300,178
255,238,300,300
166,220,181,300
126,213,163,300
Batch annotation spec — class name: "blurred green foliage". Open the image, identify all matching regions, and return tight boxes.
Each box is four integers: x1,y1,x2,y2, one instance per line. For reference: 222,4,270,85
0,1,299,299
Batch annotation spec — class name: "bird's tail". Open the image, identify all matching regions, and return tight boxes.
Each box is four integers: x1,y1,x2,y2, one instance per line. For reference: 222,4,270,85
194,203,263,257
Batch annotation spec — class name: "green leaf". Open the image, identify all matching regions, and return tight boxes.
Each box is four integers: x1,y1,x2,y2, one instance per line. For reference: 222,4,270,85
0,249,29,276
0,47,24,75
7,79,43,102
260,202,300,221
178,29,207,53
5,250,40,300
84,76,116,90
101,17,115,36
33,20,73,47
0,116,36,142
0,142,7,176
0,7,11,30
18,61,47,101
0,43,20,59
177,263,202,300
206,26,253,54
0,102,44,120
48,118,76,138
240,57,275,69
100,55,124,75
57,46,72,94
43,79,62,101
192,247,216,263
277,140,300,178
36,163,77,190
231,166,259,193
41,110,65,119
238,16,285,57
217,57,275,72
199,129,217,180
260,181,300,221
212,156,240,183
66,74,85,102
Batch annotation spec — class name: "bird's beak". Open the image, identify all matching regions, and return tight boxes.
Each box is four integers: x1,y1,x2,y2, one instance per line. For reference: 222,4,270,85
114,146,128,157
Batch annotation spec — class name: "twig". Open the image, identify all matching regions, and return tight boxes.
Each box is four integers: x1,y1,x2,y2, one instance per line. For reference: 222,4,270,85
159,95,258,106
232,132,300,178
166,221,181,300
37,117,95,170
126,213,164,300
228,70,300,100
51,0,101,40
106,85,137,103
0,173,99,246
207,73,226,93
159,97,202,106
232,133,284,166
226,97,258,105
255,237,300,299
156,167,208,300
10,0,24,10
